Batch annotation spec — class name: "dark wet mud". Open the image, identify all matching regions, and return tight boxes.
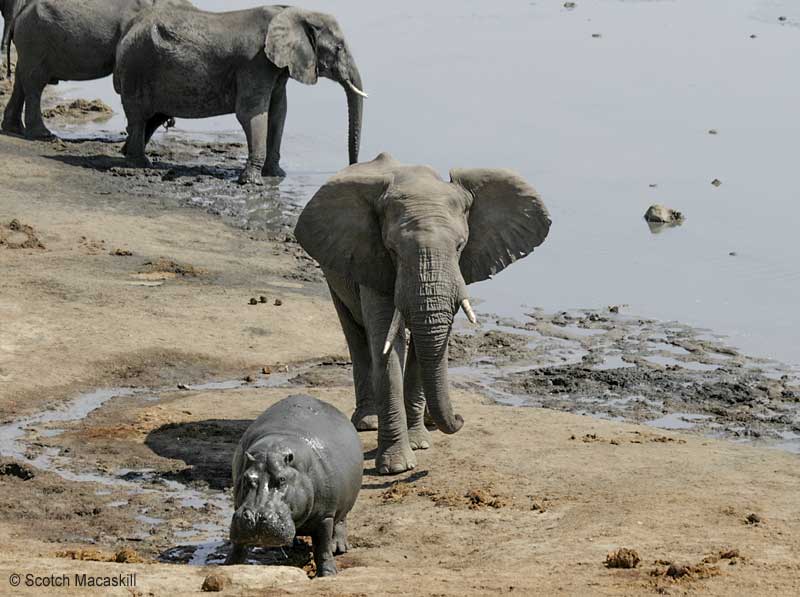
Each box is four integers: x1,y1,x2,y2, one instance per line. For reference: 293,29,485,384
449,310,800,452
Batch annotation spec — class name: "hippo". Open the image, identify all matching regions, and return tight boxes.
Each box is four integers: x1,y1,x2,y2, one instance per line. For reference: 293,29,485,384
225,394,363,577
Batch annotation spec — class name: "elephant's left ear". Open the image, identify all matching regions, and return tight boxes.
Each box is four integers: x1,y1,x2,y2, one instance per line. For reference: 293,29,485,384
265,7,318,85
451,169,551,285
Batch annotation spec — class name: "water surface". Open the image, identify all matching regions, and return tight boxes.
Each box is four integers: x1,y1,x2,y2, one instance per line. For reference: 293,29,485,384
45,0,800,364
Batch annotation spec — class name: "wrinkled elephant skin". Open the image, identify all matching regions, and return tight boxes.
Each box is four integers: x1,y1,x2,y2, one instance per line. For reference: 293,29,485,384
295,152,552,474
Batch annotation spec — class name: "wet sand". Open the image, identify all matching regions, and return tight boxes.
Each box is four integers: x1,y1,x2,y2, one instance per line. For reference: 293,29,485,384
1,105,800,595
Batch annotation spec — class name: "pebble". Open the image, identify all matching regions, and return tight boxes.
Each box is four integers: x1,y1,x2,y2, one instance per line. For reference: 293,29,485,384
201,573,226,592
711,179,722,187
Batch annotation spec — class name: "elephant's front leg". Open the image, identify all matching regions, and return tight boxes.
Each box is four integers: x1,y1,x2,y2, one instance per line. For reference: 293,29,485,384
264,72,288,178
235,84,272,185
361,287,415,475
404,337,431,450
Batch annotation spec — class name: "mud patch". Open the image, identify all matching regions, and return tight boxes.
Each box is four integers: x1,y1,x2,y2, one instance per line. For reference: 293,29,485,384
137,257,205,278
605,548,640,569
55,547,147,564
43,99,113,122
0,219,45,249
0,461,35,480
450,310,800,451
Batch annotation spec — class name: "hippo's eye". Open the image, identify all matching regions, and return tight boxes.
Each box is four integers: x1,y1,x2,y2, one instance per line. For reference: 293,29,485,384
278,475,286,486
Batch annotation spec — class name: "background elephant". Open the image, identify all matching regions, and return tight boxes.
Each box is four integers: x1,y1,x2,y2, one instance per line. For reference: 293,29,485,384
114,6,366,185
295,153,552,474
0,0,20,81
1,0,193,138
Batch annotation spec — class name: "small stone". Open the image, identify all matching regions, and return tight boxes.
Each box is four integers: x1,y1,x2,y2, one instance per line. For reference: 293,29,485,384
711,178,722,187
708,129,718,135
719,548,740,559
666,563,690,578
745,512,762,525
644,204,684,224
201,573,226,592
111,248,133,256
259,295,268,303
750,34,757,38
649,183,658,188
605,548,640,569
729,251,737,256
608,305,620,314
262,366,272,375
177,383,190,390
249,298,258,305
563,1,576,8
274,299,283,306
243,375,255,383
778,16,786,22
592,33,602,38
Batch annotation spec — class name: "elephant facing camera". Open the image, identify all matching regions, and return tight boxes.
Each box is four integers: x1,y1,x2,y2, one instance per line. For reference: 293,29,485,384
295,152,552,475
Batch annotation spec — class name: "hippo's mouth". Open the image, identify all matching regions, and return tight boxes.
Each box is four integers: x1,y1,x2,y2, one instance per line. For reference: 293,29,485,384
230,510,296,548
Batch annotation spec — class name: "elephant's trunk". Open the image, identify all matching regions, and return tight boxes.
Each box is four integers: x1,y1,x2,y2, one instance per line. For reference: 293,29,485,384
342,61,364,165
407,312,463,435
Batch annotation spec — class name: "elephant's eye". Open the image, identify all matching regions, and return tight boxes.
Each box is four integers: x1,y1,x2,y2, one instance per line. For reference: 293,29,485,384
456,239,466,252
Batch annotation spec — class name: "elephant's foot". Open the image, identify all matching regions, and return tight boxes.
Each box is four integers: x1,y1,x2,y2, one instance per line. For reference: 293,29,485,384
332,520,348,555
1,119,24,136
262,162,286,178
351,407,378,431
375,442,416,475
237,166,264,186
126,155,153,169
25,126,56,141
407,426,432,450
315,559,338,578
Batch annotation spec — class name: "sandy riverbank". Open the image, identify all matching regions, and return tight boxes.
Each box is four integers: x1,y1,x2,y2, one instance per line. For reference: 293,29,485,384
1,117,799,596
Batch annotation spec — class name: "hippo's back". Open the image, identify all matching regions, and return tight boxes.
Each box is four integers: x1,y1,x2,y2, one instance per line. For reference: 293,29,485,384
242,394,356,448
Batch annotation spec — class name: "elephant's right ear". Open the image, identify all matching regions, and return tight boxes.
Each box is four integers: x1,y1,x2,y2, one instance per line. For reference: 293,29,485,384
265,7,318,85
295,172,395,294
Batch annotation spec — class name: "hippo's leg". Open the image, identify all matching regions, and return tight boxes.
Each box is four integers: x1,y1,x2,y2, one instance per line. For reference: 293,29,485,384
332,518,349,555
312,517,337,577
329,288,378,431
224,543,248,565
404,337,431,450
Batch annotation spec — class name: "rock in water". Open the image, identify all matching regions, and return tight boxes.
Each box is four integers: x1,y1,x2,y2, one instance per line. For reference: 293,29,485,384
644,204,684,224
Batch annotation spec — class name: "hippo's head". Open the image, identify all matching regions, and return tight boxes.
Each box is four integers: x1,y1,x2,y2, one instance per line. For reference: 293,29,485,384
230,444,313,547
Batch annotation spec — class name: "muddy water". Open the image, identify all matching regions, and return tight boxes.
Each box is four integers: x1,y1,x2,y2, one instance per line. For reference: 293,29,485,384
40,0,800,365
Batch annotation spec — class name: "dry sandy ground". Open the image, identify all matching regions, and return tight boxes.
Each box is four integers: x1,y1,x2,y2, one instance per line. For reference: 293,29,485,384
1,129,799,597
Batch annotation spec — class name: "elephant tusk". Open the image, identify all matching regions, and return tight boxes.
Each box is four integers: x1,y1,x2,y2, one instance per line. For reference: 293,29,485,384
347,81,369,98
382,309,404,355
461,298,478,324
